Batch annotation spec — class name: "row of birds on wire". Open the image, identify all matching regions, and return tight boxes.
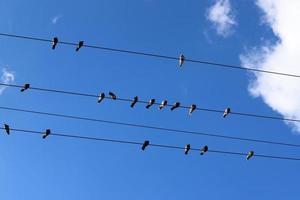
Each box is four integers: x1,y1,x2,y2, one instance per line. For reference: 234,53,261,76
50,37,187,67
19,83,232,117
2,123,254,160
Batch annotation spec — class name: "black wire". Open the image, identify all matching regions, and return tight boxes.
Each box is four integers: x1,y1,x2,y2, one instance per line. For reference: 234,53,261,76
1,32,300,78
1,82,299,123
1,105,300,149
1,127,300,161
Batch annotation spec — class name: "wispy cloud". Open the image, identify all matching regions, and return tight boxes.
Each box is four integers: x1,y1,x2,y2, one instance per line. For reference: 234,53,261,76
51,14,63,25
0,68,15,95
240,0,300,132
206,0,236,37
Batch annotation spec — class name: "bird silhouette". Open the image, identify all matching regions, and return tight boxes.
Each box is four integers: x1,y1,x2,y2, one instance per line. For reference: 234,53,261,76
20,83,30,92
131,96,138,108
76,41,84,51
179,54,185,67
189,104,197,115
223,107,231,118
159,100,168,110
109,92,117,100
98,93,105,103
246,151,254,160
146,99,155,109
4,124,10,135
170,102,180,111
42,129,51,139
184,144,191,155
52,37,58,49
141,140,150,151
200,145,208,155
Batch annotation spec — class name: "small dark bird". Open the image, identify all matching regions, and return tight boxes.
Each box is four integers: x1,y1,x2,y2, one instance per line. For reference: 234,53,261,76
76,41,84,51
246,151,254,160
179,54,185,67
184,144,191,155
170,102,180,111
4,124,10,135
52,37,58,49
146,99,155,109
42,129,51,139
109,92,117,100
159,100,168,110
223,107,231,118
98,93,105,103
20,83,30,92
141,140,150,151
189,104,197,115
200,145,208,155
131,96,138,108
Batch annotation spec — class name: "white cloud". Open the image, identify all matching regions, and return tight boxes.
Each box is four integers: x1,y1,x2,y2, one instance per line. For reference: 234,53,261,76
206,0,236,37
51,15,63,25
0,68,15,95
240,0,300,132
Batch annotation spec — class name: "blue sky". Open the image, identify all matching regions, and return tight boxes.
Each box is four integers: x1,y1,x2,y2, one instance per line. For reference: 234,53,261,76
1,0,300,199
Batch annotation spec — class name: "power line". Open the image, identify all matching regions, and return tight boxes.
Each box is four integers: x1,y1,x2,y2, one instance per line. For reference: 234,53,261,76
1,105,300,149
1,82,299,123
1,126,300,161
0,32,300,79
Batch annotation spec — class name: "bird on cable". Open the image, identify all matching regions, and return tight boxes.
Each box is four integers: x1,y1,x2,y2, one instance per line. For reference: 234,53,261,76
223,107,231,118
141,140,150,151
20,83,30,92
200,145,208,155
109,92,117,100
52,37,58,49
98,93,105,103
4,124,10,135
179,54,185,67
146,99,155,109
131,96,138,108
159,100,168,110
184,144,191,155
170,102,180,111
246,151,254,160
189,104,197,115
76,41,84,51
42,129,51,139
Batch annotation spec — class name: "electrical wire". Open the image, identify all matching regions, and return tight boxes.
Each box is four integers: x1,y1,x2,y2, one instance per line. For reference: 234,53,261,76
0,32,300,78
1,126,300,161
1,105,300,148
1,82,299,123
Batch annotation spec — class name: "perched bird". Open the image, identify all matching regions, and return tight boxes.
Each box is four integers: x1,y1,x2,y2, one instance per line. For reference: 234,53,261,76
52,37,58,49
20,83,30,92
42,129,51,139
98,92,105,103
189,104,197,115
223,107,231,118
109,92,117,100
246,151,254,160
146,99,155,109
184,144,191,155
179,54,185,67
159,100,168,110
170,102,180,111
130,96,138,108
4,124,10,135
76,41,84,51
200,145,208,155
141,140,150,151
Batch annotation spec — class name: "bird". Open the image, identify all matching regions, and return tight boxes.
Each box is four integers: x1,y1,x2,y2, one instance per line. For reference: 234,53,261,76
179,54,185,67
189,104,197,115
52,37,58,49
246,151,254,160
76,41,84,51
159,100,168,110
200,145,208,155
170,102,180,111
223,107,231,118
130,96,138,108
4,124,10,135
184,144,191,155
98,92,105,103
109,92,117,100
141,140,150,151
42,129,51,139
146,99,155,109
20,83,30,92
